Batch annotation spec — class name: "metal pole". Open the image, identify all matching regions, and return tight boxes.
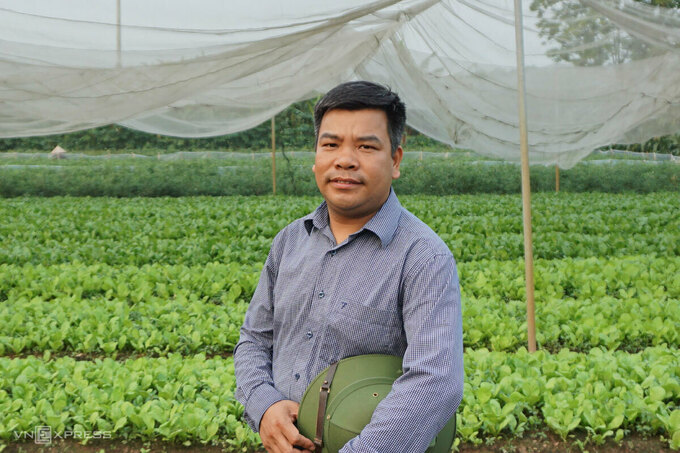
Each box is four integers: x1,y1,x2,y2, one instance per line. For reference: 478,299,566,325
513,0,537,353
116,0,121,68
271,117,276,195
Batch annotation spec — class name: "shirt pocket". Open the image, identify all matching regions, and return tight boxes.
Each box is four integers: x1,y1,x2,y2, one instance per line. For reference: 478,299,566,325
333,299,400,327
322,299,403,356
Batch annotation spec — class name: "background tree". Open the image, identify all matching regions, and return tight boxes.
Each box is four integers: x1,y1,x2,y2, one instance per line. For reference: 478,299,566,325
529,0,679,66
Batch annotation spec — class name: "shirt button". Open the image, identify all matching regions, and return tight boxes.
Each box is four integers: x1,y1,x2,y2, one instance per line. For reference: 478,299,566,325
294,373,300,381
330,250,337,256
306,331,313,339
318,291,325,299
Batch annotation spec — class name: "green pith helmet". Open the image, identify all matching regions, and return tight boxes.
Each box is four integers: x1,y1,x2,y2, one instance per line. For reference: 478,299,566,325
297,354,457,453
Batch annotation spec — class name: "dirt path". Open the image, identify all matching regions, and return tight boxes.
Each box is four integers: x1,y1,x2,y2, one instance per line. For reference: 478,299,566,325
2,431,673,453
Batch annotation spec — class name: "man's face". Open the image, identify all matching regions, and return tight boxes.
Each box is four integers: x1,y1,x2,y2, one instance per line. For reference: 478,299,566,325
313,108,403,221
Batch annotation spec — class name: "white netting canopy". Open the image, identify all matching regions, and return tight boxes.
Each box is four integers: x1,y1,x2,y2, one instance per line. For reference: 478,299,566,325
1,0,679,168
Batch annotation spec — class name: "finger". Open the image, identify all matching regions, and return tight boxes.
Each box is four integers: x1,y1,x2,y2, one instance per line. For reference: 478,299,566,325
292,447,313,453
281,423,315,451
262,436,281,453
269,433,290,453
292,434,316,451
280,420,300,444
263,429,289,453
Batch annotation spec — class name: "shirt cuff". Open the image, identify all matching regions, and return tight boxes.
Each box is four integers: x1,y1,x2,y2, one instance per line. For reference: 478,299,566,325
243,384,288,432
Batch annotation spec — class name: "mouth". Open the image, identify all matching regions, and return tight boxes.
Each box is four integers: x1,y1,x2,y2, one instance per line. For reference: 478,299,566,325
329,176,362,188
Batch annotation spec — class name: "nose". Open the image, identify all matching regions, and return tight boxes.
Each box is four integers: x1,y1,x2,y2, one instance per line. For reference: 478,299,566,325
334,144,358,170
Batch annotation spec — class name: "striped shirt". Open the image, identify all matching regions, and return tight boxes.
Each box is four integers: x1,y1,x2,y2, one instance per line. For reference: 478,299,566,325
234,189,464,453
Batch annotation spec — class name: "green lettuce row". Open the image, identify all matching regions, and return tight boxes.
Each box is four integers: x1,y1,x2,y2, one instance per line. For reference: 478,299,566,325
3,194,676,242
461,255,680,351
2,256,677,305
0,348,678,450
0,354,259,450
403,192,679,236
0,295,247,356
1,290,675,357
449,230,679,262
1,256,678,355
1,194,678,266
0,262,260,305
465,293,678,352
0,262,257,356
3,229,677,266
461,347,680,449
460,255,680,300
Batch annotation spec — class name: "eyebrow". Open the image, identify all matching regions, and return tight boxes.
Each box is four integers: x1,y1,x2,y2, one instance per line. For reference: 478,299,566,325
319,132,340,141
318,133,384,146
357,135,383,145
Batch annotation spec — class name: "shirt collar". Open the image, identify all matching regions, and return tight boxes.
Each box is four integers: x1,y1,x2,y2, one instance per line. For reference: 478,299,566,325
303,188,401,248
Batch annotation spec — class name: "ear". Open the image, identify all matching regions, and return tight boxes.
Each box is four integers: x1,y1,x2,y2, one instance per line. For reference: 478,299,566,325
312,164,316,172
391,146,403,180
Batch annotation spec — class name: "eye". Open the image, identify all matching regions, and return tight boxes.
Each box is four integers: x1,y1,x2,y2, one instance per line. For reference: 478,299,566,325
359,144,376,150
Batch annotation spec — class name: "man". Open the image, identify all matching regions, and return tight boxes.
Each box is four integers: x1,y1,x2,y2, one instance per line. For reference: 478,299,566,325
234,81,464,453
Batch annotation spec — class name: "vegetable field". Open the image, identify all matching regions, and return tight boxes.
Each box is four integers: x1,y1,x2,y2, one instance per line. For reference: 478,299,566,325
1,192,679,451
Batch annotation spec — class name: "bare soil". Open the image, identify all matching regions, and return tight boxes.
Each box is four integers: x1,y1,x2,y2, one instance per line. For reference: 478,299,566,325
1,431,673,453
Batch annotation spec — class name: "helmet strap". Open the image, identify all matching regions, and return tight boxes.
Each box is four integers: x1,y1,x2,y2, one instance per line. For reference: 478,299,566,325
314,360,340,450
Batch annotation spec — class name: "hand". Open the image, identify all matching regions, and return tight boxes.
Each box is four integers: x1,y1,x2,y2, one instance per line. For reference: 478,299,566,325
260,400,316,453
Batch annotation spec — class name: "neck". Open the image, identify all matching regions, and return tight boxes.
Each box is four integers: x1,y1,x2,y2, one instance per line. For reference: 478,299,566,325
327,190,390,244
328,210,377,245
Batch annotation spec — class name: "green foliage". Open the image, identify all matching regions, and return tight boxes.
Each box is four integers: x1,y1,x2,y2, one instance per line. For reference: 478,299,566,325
461,256,680,352
1,193,678,267
1,192,679,449
0,255,677,356
0,263,257,356
1,347,678,448
460,347,680,446
614,134,680,157
0,354,260,448
0,194,678,356
0,158,678,197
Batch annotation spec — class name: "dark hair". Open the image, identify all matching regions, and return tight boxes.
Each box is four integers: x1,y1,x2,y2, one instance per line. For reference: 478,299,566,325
314,81,406,156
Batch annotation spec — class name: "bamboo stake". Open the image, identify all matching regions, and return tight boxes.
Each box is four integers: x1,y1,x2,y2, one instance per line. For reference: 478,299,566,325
513,0,537,353
116,0,121,68
271,117,276,195
555,165,560,192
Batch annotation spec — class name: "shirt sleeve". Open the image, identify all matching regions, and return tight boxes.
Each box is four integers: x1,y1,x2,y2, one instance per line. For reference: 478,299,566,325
233,232,288,432
339,253,465,453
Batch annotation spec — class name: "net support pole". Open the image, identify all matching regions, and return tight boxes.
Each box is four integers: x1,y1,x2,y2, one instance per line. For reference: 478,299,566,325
116,0,121,68
513,0,537,353
271,117,276,195
555,165,560,192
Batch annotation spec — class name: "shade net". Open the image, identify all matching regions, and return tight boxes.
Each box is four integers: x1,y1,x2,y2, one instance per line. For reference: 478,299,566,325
1,0,678,168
